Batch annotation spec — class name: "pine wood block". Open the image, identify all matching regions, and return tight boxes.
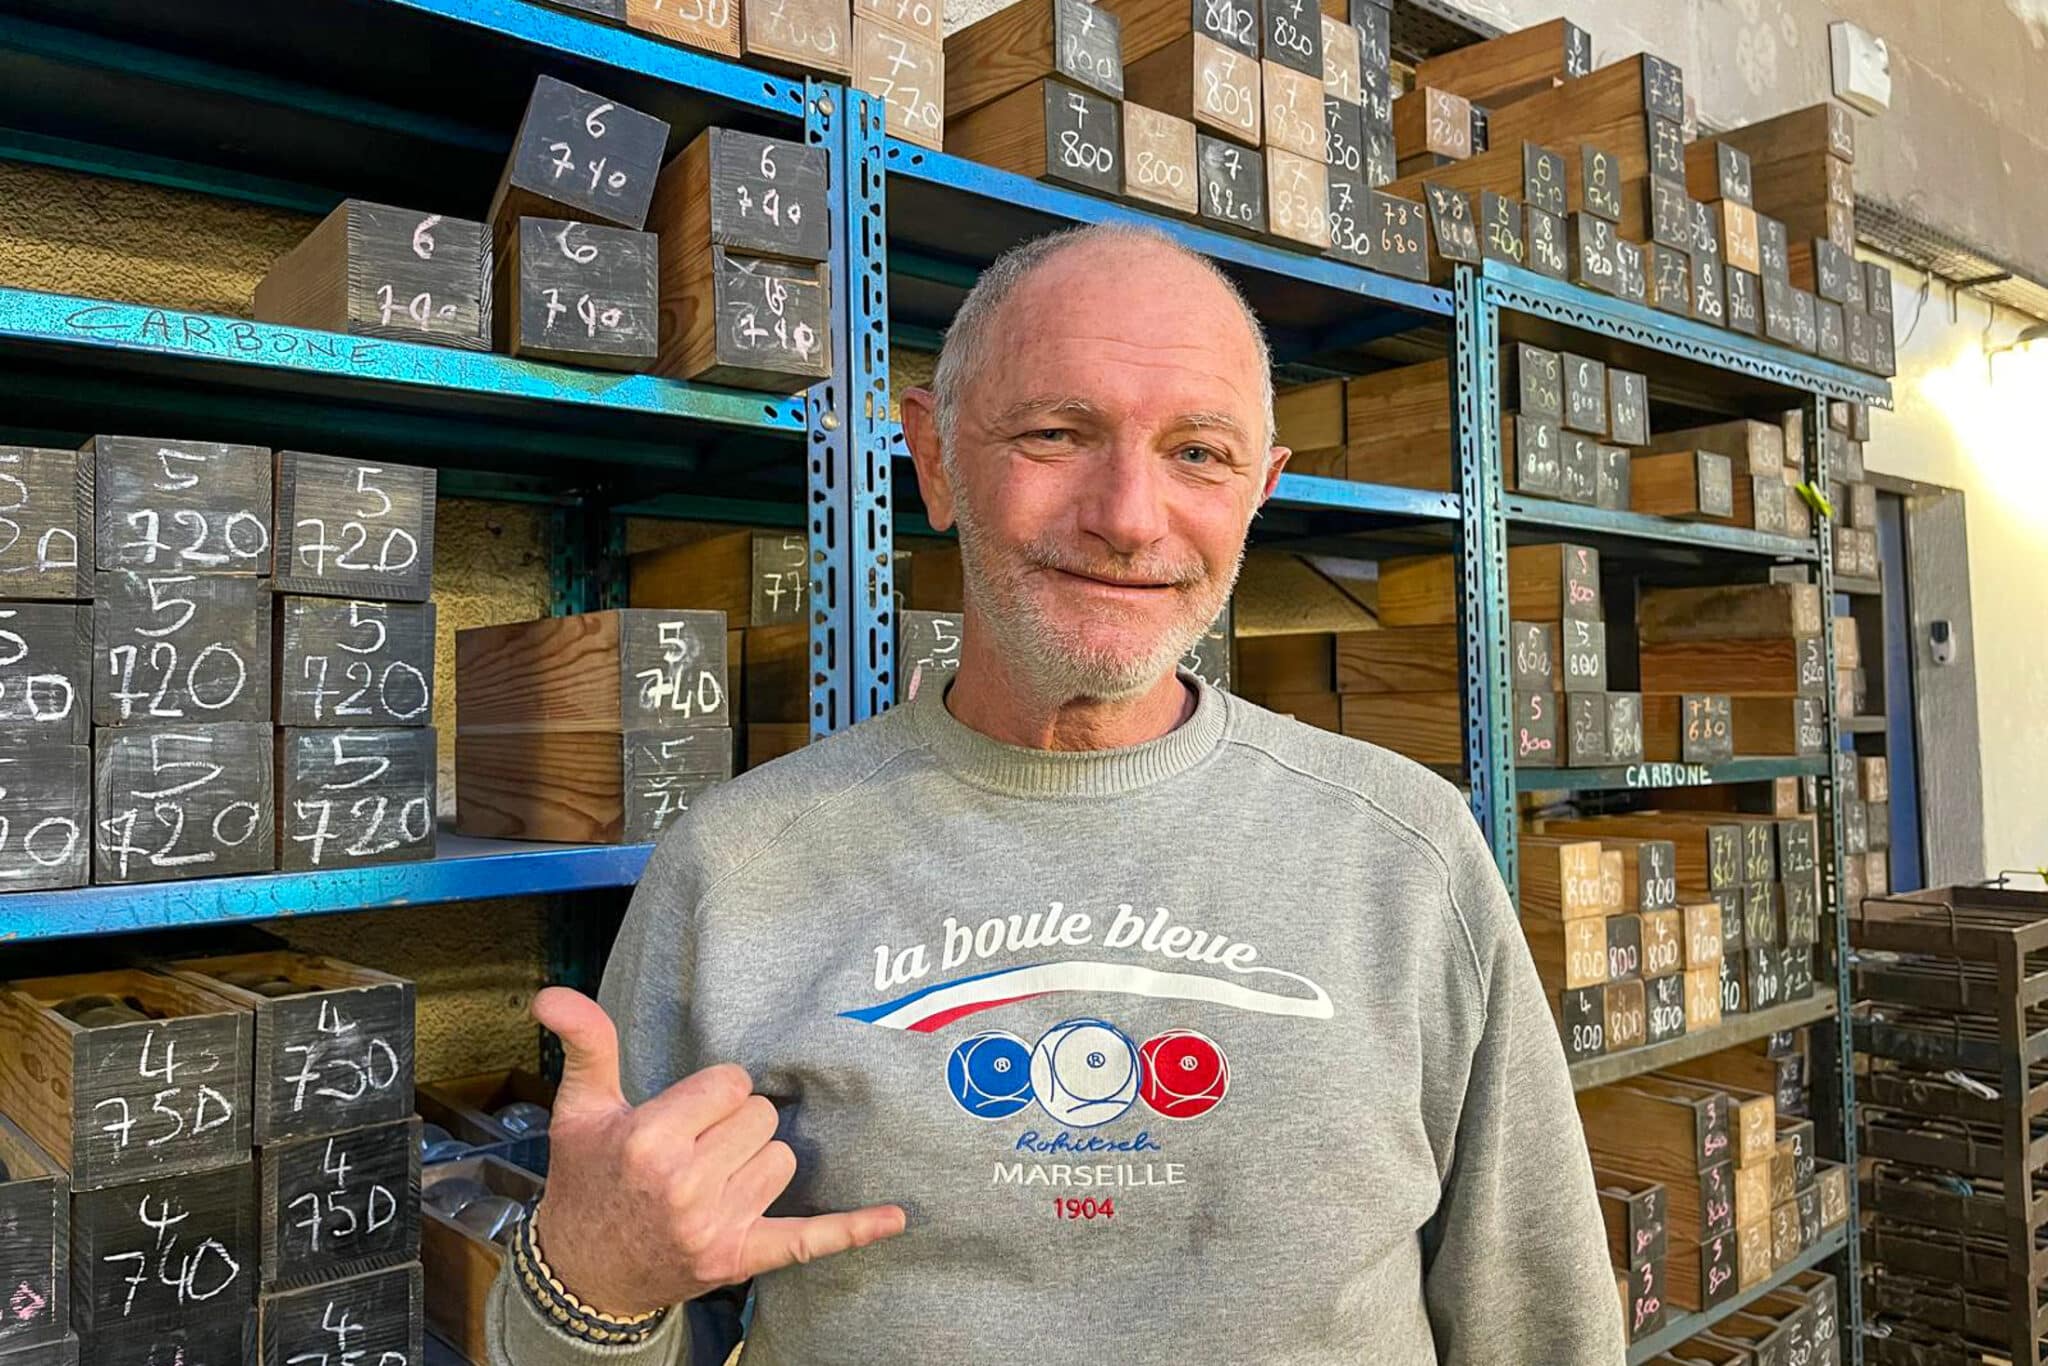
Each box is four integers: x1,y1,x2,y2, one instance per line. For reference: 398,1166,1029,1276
1860,755,1889,804
1604,977,1647,1052
1272,378,1344,472
1260,60,1326,160
1320,15,1359,102
1122,102,1200,214
1640,635,1826,697
1333,625,1460,693
1262,147,1329,248
1684,967,1723,1033
944,0,1122,120
1637,583,1820,643
254,200,492,352
421,1156,543,1362
741,0,855,75
1630,450,1734,521
855,0,941,41
1591,835,1679,913
1340,358,1452,489
1379,541,1597,627
1518,834,1605,920
455,608,731,732
1639,908,1683,979
630,529,809,627
1337,691,1463,767
1410,18,1589,108
856,18,946,148
454,728,732,843
1092,0,1258,66
1391,87,1471,164
1124,32,1261,145
1537,815,1742,898
0,970,253,1190
625,0,742,56
1523,913,1608,992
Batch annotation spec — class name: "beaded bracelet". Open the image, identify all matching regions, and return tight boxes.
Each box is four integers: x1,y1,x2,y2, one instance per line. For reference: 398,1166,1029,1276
514,1209,670,1346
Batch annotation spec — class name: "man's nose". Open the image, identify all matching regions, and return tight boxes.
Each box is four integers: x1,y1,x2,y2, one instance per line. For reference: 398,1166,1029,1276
1077,443,1170,555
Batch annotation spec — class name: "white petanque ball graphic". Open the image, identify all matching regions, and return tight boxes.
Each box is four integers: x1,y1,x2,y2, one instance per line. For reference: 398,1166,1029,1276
1029,1018,1140,1127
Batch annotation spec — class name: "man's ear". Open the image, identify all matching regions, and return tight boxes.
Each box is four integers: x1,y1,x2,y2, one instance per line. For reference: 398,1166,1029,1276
899,388,956,532
1259,446,1293,503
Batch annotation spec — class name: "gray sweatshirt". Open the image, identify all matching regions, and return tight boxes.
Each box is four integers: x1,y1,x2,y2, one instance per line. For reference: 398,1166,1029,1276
488,672,1624,1365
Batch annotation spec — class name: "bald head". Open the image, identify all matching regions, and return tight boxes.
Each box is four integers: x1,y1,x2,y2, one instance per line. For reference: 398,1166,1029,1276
929,225,1276,462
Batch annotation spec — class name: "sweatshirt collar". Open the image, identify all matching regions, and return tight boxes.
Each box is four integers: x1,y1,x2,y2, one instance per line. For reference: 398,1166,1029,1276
909,669,1228,799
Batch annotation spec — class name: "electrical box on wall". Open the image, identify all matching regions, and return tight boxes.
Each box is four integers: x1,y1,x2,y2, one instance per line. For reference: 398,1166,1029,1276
1830,21,1892,115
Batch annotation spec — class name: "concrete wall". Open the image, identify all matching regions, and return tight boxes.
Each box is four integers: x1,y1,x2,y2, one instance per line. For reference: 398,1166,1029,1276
1862,251,2048,879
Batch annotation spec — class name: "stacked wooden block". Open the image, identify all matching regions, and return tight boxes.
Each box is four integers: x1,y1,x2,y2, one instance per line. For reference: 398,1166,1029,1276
1501,344,1647,516
454,598,735,844
258,81,833,393
1645,1270,1843,1365
1638,411,1807,538
1821,746,1889,905
0,954,420,1365
1827,400,1880,580
1638,582,1825,762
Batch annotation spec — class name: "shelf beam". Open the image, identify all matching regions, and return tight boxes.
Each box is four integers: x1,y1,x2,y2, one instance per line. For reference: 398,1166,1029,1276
1519,757,1829,795
1570,992,1838,1092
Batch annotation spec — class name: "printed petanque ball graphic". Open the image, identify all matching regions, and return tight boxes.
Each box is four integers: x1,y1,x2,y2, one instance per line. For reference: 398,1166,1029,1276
947,1030,1034,1119
1029,1018,1140,1128
1138,1029,1229,1119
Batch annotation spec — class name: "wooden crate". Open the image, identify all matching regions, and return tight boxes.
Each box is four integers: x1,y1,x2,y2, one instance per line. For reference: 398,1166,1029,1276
456,609,730,733
0,446,91,599
71,1158,256,1329
274,597,435,728
94,723,276,883
457,727,733,844
272,451,435,602
0,1112,66,1356
420,1156,543,1362
487,75,670,230
416,1069,557,1175
170,951,415,1145
492,217,659,371
1379,542,1597,626
631,529,809,628
253,201,491,351
255,1117,420,1289
257,1263,421,1366
89,435,271,577
276,726,437,871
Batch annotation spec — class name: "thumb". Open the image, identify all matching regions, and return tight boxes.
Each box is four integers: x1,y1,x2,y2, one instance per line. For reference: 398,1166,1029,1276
532,987,626,1114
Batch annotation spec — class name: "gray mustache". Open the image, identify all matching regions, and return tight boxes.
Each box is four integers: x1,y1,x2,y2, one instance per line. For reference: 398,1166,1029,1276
1019,542,1207,588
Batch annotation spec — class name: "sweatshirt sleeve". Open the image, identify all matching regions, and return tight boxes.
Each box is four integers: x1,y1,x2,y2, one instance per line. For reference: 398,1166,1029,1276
1420,812,1627,1366
488,816,743,1366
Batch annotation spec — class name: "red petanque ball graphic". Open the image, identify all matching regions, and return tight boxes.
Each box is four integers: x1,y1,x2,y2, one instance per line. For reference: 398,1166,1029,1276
1138,1029,1229,1119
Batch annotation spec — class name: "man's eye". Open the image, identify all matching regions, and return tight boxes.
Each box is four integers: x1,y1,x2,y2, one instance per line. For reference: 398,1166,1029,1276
1176,446,1217,465
1028,428,1071,443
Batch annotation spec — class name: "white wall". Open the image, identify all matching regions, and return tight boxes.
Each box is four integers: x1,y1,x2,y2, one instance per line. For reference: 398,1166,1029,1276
1861,256,2048,878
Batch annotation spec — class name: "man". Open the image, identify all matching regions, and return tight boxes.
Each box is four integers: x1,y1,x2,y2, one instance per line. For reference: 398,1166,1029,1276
490,224,1623,1365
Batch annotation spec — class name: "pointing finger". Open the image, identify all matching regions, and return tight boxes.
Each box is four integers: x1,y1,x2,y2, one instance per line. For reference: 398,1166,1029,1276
738,1206,908,1280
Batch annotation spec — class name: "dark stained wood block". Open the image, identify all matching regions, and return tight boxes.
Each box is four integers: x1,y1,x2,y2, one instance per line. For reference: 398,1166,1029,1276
1557,431,1598,505
495,218,659,371
1512,689,1559,767
273,452,434,601
1123,102,1199,216
93,570,271,726
1196,134,1265,235
1646,173,1691,249
0,1112,66,1356
1725,265,1761,336
1509,621,1556,693
1605,370,1648,447
275,598,434,728
1576,145,1623,222
0,446,92,600
0,738,88,892
0,970,252,1189
1598,1171,1667,1271
1324,89,1364,179
488,75,670,231
254,1119,420,1289
1512,343,1563,422
1567,211,1618,293
1648,241,1693,317
275,727,436,872
0,602,89,743
1523,203,1568,278
253,201,492,351
1421,182,1479,280
1560,352,1607,436
1259,0,1320,76
257,1263,422,1366
1614,239,1649,307
1520,143,1567,216
1560,985,1606,1062
854,18,945,148
741,0,854,78
630,529,809,627
663,244,831,391
1504,413,1562,498
1607,692,1644,763
1595,444,1630,511
1324,175,1375,267
1556,617,1607,693
89,436,271,577
71,1160,256,1330
1478,189,1524,265
1354,189,1426,281
1565,691,1609,766
93,723,275,883
659,128,832,266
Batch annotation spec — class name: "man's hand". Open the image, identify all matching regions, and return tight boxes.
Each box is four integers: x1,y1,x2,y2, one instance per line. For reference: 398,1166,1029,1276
526,987,908,1317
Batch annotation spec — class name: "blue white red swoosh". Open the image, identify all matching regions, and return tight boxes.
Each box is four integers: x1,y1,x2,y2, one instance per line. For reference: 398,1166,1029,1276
839,959,1333,1032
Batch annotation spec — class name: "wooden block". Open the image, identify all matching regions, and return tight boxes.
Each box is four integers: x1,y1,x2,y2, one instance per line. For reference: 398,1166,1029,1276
1336,358,1449,489
1563,691,1612,767
1523,202,1568,278
944,0,1122,120
1125,32,1261,145
258,1263,420,1366
1710,104,1853,172
855,19,946,148
1379,542,1596,626
1523,913,1607,992
1260,59,1326,160
1604,977,1646,1052
1237,632,1333,694
653,128,832,269
948,76,1125,198
1642,173,1692,250
1685,139,1753,207
1196,133,1267,234
90,436,270,577
1603,369,1649,448
1411,19,1590,108
1636,693,1734,765
1646,972,1686,1044
1647,242,1693,318
1258,0,1320,75
1724,264,1761,335
1342,188,1427,280
1323,91,1366,191
1123,102,1199,214
1392,86,1471,168
1477,188,1525,265
0,602,87,744
1511,689,1561,767
667,241,831,390
855,0,941,42
420,1156,542,1362
273,452,434,602
1638,582,1819,643
1684,966,1723,1031
1786,235,1856,303
631,529,808,627
1625,1256,1667,1342
1505,343,1563,423
1419,182,1480,281
1865,261,1893,318
1727,695,1824,758
495,217,658,371
1265,148,1331,249
1732,1216,1771,1289
1518,834,1604,920
1597,1170,1667,1272
737,0,854,74
1604,912,1641,981
71,1159,257,1329
1336,691,1463,767
456,728,732,843
1567,211,1619,293
1630,450,1734,521
1094,0,1258,65
1484,53,1683,162
1580,1083,1732,1185
744,622,810,722
276,727,437,872
94,723,275,883
0,1112,66,1354
457,609,730,733
254,1117,420,1288
0,736,86,892
1756,213,1789,281
93,570,271,726
1860,755,1889,804
1559,984,1606,1062
625,0,741,54
1500,621,1556,694
0,446,90,601
1331,625,1459,693
1640,909,1684,980
1665,1230,1739,1312
489,75,671,230
1640,634,1826,697
274,598,434,729
1847,479,1878,530
1320,15,1358,101
1613,238,1648,307
0,970,253,1188
254,201,492,351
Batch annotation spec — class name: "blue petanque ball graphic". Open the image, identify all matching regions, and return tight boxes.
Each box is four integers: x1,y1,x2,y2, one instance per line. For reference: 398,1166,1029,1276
947,1029,1035,1119
1030,1018,1139,1128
